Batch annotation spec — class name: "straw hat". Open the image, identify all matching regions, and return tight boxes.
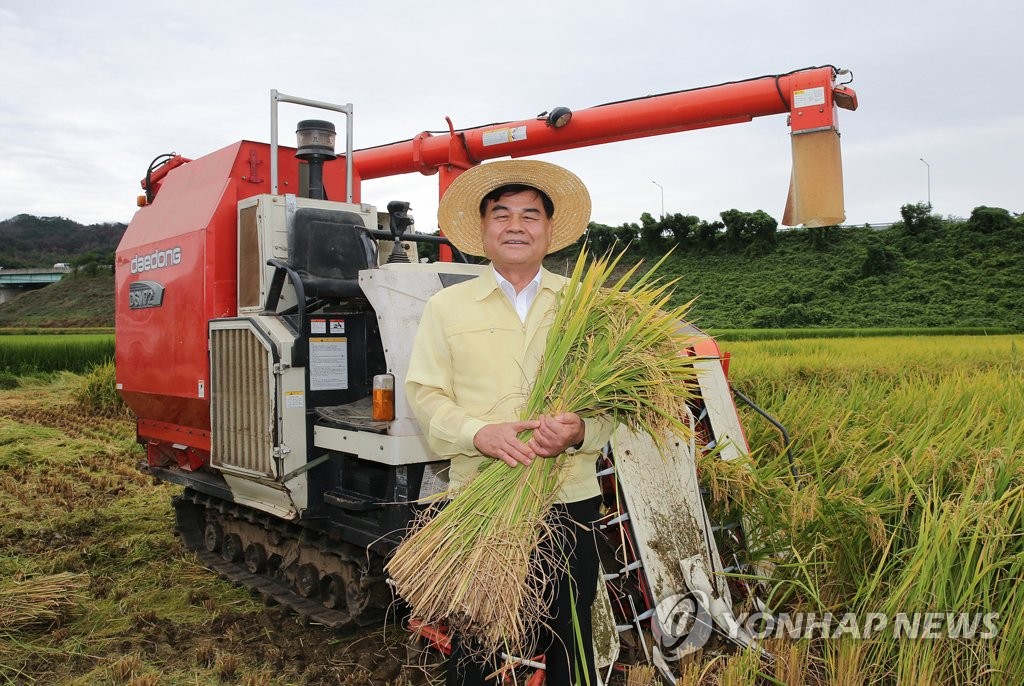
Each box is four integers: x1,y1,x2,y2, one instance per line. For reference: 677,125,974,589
437,160,591,257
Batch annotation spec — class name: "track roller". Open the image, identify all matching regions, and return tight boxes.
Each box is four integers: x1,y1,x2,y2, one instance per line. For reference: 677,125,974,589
222,533,244,562
295,563,321,599
322,573,347,610
204,521,223,553
245,543,268,574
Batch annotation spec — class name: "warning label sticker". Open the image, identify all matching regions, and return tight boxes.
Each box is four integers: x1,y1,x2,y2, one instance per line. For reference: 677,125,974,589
309,338,348,391
793,87,826,108
285,391,305,409
482,126,528,146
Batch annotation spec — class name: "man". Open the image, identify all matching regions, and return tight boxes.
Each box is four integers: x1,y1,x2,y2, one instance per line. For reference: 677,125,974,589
405,160,613,685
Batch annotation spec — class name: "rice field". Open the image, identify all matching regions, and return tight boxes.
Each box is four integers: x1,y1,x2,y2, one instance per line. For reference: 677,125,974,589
0,332,1020,684
708,326,1018,342
695,334,1024,685
0,333,114,375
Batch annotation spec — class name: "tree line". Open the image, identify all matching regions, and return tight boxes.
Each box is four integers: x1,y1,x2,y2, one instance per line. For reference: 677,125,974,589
561,203,1022,259
579,208,779,256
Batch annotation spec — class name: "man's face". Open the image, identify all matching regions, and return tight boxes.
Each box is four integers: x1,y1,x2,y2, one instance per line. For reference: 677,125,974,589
480,190,552,271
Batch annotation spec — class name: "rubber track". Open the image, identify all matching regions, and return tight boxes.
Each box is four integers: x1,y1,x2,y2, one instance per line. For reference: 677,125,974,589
175,489,385,630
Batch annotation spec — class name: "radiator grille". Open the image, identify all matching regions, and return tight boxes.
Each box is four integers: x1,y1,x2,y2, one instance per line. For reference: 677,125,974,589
210,326,275,476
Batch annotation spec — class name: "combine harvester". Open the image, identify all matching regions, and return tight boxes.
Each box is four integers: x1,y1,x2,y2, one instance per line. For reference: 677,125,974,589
116,66,857,683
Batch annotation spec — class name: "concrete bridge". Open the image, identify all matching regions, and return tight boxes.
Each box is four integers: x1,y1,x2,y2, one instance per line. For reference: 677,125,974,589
0,267,71,304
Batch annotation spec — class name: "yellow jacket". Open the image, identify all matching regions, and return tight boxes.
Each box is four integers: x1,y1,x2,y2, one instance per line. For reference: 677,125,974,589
405,267,612,503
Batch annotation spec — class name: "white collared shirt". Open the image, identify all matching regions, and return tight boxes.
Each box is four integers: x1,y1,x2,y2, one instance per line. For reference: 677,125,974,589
493,266,542,323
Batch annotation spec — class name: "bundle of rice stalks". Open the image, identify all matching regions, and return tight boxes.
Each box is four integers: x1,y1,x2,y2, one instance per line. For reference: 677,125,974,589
387,249,701,656
624,664,658,686
0,572,89,631
73,360,132,418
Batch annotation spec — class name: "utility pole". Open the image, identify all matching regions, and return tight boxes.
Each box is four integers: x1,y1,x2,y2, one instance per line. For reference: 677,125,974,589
651,180,664,219
919,158,931,208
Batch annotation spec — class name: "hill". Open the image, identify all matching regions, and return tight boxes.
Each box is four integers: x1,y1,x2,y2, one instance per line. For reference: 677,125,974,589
0,273,114,328
0,214,125,269
659,217,1024,330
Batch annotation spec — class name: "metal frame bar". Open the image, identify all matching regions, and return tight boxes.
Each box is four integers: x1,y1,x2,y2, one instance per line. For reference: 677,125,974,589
270,90,354,202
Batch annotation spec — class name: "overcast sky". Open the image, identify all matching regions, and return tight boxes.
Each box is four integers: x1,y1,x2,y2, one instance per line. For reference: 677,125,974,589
1,1,1021,231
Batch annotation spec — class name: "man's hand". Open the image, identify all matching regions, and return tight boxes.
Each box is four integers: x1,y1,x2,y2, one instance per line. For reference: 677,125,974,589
528,412,585,458
473,420,540,467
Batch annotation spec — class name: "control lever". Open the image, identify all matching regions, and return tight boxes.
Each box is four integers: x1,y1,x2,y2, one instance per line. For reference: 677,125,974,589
385,200,413,263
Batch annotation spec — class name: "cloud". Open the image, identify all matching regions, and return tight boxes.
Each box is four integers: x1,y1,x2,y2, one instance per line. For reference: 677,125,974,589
1,1,1021,226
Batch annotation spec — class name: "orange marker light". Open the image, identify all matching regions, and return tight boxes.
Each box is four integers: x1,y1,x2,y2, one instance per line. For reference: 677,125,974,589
372,374,395,421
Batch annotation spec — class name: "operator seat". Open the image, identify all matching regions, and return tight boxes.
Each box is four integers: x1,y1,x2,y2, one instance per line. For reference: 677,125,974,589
290,208,378,299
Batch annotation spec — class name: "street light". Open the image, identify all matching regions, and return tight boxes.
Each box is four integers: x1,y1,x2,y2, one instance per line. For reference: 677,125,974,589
651,180,664,219
919,157,931,208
